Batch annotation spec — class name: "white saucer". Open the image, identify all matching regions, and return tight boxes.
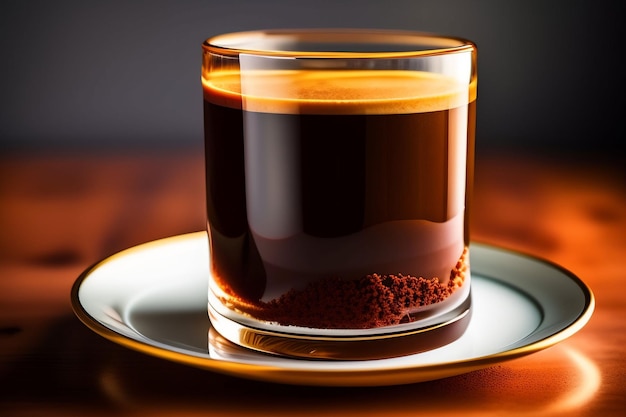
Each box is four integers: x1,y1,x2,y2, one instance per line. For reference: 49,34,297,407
71,232,594,387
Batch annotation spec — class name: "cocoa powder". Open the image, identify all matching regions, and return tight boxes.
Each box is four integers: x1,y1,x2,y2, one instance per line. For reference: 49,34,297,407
220,247,468,329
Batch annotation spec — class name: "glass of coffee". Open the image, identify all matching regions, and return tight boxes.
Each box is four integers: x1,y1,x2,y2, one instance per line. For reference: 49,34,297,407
202,29,477,360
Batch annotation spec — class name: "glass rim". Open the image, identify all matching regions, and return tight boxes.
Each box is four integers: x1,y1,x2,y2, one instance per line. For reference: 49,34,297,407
202,29,476,58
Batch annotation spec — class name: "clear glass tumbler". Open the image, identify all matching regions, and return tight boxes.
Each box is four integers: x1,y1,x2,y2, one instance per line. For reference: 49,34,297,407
202,29,477,360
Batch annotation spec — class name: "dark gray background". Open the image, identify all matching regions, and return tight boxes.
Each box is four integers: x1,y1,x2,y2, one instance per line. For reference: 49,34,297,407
1,0,623,154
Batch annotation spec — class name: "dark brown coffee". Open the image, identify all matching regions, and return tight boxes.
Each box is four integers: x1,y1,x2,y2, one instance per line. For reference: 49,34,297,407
203,70,476,329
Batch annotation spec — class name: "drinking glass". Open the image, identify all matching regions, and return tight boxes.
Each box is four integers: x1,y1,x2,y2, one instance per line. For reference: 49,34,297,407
202,29,477,359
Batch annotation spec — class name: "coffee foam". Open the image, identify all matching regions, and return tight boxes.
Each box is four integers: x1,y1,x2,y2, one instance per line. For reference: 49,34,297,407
202,70,476,115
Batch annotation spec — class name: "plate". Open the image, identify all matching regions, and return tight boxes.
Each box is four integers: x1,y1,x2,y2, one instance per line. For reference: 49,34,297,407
71,232,594,386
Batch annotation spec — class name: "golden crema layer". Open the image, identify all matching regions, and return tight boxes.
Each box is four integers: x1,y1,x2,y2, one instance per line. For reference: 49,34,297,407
202,70,476,115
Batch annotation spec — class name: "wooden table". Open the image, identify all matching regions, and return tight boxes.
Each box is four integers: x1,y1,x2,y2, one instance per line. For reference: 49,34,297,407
1,148,624,416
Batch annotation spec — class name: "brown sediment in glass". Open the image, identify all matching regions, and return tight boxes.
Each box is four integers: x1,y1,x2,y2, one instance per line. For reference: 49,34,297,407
218,247,469,329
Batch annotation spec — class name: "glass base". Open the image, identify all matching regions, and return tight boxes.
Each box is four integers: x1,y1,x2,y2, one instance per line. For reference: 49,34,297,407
208,294,472,360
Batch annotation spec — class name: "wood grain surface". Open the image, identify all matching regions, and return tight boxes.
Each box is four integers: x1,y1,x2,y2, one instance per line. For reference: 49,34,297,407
1,149,624,416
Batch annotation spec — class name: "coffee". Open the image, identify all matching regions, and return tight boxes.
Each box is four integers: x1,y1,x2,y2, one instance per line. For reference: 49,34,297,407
203,69,476,329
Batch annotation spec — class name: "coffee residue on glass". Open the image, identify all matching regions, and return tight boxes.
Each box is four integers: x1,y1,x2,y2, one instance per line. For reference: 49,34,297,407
219,247,468,329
